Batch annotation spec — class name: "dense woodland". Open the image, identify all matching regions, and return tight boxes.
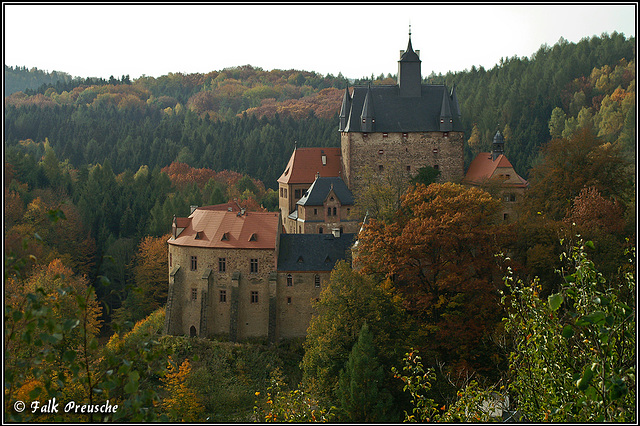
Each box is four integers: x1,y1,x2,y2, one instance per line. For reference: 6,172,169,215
4,32,636,422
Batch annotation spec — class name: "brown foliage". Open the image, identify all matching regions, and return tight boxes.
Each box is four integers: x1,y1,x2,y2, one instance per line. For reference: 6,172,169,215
357,183,513,374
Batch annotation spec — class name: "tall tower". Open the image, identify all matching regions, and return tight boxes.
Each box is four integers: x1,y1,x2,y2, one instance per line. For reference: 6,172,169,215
339,30,465,199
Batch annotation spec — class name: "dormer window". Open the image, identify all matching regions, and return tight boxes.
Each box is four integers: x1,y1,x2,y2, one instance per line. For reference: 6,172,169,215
195,231,203,240
249,233,257,242
383,133,388,138
221,232,229,241
378,149,384,155
432,148,438,154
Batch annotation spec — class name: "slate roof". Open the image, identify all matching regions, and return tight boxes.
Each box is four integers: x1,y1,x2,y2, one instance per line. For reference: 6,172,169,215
277,233,356,272
297,177,354,207
340,84,463,133
277,147,342,184
168,207,280,249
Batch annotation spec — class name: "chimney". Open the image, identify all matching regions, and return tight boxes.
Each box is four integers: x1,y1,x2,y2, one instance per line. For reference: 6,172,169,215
190,205,198,214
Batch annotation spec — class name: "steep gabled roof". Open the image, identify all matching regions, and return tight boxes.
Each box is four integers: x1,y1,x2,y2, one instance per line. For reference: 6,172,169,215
277,233,356,272
463,153,529,188
277,147,342,184
297,176,354,207
168,207,280,249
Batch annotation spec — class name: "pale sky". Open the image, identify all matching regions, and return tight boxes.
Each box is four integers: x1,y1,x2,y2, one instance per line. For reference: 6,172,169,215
3,3,637,81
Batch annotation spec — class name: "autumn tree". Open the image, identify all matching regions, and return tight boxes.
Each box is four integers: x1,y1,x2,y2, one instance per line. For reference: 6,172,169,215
522,127,633,222
357,182,513,376
159,357,205,422
112,234,170,327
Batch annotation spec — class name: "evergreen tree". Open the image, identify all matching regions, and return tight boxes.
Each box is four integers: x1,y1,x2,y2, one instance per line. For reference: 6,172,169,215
337,322,395,422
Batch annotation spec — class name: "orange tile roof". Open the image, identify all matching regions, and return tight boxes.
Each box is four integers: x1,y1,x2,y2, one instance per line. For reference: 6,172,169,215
463,153,528,188
168,207,280,249
277,147,342,184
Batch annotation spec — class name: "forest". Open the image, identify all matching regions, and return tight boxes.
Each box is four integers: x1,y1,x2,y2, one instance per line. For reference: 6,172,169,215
4,32,636,422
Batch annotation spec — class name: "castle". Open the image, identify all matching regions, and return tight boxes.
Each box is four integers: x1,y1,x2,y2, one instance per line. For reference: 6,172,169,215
164,32,526,341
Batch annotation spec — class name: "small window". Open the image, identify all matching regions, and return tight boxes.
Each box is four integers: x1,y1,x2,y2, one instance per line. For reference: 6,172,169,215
327,207,332,216
190,256,198,271
432,148,439,154
249,233,257,241
402,133,408,138
219,257,226,272
219,290,227,303
333,207,337,216
443,132,449,138
318,227,323,234
314,208,318,215
250,258,259,273
191,288,197,301
169,253,172,267
433,165,439,170
287,274,293,287
378,149,384,155
382,133,388,138
315,274,321,288
251,291,259,304
503,213,509,221
295,189,301,198
287,297,292,304
378,165,384,172
406,165,411,172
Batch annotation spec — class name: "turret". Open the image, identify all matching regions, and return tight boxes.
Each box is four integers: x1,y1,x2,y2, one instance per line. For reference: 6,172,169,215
492,130,505,161
339,86,351,131
397,28,422,98
360,84,375,132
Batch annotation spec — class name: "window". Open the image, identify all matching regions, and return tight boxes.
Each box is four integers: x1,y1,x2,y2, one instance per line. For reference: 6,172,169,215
406,165,411,172
378,149,384,155
433,165,439,170
443,132,449,138
503,213,509,221
191,288,197,301
402,133,408,139
318,227,323,234
333,207,337,216
251,291,259,304
190,256,197,271
287,274,293,287
169,253,172,267
383,133,388,138
314,208,318,216
327,207,332,216
219,289,226,303
280,188,283,197
250,258,258,273
378,165,384,172
295,189,301,198
287,297,292,304
314,274,320,288
219,257,226,272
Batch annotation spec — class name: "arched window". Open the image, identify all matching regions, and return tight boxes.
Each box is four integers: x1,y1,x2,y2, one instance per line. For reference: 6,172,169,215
190,326,197,337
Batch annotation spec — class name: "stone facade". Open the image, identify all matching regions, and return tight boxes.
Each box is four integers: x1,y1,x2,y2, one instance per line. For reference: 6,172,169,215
341,130,465,196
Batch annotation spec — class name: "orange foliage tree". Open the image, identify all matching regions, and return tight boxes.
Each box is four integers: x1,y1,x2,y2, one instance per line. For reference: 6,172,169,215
356,183,514,375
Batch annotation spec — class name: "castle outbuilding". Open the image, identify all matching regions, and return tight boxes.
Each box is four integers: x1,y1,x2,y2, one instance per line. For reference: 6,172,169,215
462,130,529,221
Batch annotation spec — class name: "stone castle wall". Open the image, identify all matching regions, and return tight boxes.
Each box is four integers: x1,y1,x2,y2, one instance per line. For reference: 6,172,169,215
341,131,465,195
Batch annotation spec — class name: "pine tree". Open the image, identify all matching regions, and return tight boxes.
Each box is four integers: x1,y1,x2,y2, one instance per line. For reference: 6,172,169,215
337,322,394,422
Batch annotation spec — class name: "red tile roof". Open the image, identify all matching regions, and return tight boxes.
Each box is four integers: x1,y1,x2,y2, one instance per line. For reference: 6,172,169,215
169,207,280,249
463,153,528,188
277,148,342,184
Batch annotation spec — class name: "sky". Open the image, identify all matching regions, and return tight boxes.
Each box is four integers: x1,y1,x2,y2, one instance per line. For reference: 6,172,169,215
3,3,637,81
